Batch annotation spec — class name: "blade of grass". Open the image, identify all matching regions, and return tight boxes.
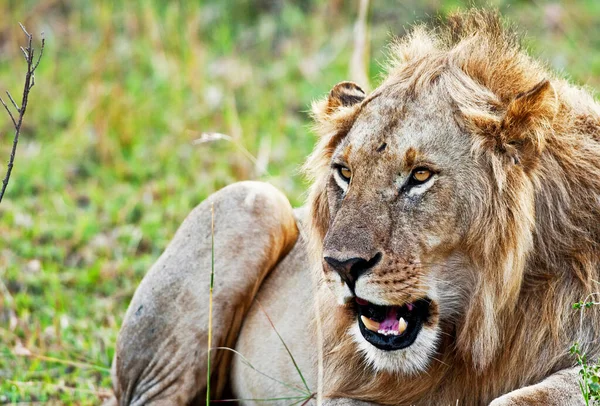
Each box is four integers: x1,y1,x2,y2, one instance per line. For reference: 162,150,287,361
256,301,311,394
314,290,324,406
350,0,370,89
7,380,112,398
213,396,307,403
299,393,315,406
10,351,110,373
206,203,215,405
193,132,270,177
288,395,314,406
211,347,308,395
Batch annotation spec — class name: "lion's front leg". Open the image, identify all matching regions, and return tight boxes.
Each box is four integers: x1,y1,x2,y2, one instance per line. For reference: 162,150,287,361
489,367,585,406
111,181,298,405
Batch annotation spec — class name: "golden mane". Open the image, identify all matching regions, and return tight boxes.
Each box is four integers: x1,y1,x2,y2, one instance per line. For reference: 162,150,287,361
305,9,600,404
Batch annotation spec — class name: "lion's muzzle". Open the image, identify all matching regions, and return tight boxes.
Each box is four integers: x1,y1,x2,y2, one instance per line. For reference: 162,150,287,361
355,297,432,351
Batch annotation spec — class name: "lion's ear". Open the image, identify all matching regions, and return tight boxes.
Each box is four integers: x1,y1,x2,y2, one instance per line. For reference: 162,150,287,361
311,81,366,147
326,81,366,112
497,80,558,166
312,81,366,122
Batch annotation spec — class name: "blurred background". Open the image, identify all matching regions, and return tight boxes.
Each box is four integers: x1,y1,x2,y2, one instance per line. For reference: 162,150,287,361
0,0,598,403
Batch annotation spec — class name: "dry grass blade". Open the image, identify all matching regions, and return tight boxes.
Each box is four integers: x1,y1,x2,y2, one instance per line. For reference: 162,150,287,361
287,394,315,406
314,292,324,406
193,132,270,177
206,203,216,405
8,380,112,398
213,396,307,403
194,132,232,144
256,301,312,395
350,0,371,89
211,347,308,395
300,394,315,406
12,350,110,373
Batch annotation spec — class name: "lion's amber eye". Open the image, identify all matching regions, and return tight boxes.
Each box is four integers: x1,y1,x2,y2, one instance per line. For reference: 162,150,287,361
412,168,432,183
339,166,352,182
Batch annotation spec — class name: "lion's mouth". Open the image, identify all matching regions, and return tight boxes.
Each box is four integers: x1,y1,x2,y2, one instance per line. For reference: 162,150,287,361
355,297,431,351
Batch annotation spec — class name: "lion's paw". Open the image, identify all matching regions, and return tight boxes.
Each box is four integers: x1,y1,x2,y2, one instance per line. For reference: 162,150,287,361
489,384,585,406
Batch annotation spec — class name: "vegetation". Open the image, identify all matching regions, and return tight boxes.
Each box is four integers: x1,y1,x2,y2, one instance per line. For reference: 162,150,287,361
572,296,600,406
1,0,600,403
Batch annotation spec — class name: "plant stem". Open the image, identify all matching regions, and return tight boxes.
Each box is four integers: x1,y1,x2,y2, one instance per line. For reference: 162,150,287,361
207,203,215,405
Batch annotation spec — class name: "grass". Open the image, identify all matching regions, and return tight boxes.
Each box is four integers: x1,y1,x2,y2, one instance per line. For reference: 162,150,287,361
1,0,600,403
210,302,314,405
207,203,215,405
572,294,600,406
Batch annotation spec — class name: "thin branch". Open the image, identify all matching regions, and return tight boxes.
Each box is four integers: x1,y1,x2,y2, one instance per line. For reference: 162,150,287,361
20,46,29,60
7,91,20,112
0,97,17,127
0,24,45,204
19,22,30,37
33,37,46,72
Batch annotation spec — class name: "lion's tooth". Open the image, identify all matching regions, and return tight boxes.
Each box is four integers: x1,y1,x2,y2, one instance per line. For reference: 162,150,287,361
398,317,408,334
360,315,380,332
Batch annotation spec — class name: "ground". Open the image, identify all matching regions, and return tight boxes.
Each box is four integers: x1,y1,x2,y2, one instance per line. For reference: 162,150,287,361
1,0,600,404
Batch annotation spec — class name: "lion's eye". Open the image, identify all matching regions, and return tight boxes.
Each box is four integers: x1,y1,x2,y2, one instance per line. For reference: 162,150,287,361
412,168,432,183
338,166,352,182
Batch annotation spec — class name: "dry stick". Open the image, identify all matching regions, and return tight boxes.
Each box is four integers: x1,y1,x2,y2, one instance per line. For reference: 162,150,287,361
0,23,45,203
206,203,215,405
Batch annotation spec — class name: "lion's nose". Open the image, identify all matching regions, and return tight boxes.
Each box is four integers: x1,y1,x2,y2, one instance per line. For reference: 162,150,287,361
324,252,382,291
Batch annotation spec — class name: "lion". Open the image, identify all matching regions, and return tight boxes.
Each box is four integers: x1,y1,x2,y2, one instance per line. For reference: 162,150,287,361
109,10,600,406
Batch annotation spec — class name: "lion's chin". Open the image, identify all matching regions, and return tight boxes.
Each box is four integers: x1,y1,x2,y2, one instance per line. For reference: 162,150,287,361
349,298,440,374
350,322,440,374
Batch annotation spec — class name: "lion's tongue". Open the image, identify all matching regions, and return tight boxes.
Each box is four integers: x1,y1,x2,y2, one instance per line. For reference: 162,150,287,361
379,307,399,332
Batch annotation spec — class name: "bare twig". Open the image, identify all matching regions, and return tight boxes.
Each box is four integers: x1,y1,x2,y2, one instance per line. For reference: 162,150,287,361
0,97,17,128
0,24,45,203
7,91,20,112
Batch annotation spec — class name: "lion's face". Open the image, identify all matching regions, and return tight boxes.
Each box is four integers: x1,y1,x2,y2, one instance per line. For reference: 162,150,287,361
308,64,555,374
318,83,479,373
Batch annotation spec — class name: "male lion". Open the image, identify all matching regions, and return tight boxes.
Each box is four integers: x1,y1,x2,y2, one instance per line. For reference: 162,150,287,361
110,10,600,406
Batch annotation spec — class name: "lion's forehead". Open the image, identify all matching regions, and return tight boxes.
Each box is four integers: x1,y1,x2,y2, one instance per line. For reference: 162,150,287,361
342,89,468,169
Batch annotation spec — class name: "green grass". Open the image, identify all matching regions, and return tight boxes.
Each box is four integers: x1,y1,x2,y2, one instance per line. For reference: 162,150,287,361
1,0,600,403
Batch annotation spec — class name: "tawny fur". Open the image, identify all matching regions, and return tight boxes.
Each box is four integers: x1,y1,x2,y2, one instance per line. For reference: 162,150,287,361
305,9,600,405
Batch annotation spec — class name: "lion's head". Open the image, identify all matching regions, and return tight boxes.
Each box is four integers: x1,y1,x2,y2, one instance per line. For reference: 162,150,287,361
304,10,587,382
